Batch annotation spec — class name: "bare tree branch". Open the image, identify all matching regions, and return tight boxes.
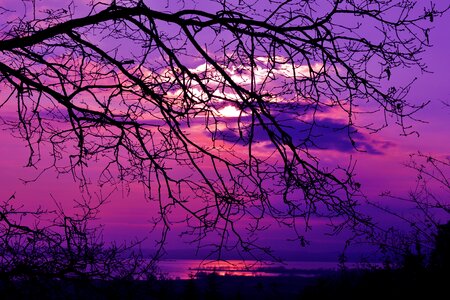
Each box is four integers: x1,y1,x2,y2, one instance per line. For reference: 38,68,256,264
0,0,447,260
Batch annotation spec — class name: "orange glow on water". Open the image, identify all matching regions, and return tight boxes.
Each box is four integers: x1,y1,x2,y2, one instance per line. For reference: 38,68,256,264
157,259,354,279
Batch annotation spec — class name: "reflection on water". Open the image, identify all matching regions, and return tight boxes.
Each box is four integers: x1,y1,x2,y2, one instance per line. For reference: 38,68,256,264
158,260,370,279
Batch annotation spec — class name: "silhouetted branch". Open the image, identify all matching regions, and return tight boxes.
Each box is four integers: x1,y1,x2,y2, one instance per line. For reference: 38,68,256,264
0,194,157,280
0,0,447,259
357,153,450,266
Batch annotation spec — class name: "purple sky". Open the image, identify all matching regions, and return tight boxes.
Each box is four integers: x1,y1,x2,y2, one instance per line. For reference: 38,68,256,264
0,0,449,261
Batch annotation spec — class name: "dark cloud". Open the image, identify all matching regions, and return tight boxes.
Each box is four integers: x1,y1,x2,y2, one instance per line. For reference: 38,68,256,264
210,112,391,155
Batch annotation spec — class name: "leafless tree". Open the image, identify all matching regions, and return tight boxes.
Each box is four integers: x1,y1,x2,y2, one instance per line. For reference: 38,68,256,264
0,194,157,280
354,153,450,267
0,0,447,260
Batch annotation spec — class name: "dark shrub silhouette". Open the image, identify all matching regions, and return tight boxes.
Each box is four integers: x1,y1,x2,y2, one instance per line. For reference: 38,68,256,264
430,221,450,272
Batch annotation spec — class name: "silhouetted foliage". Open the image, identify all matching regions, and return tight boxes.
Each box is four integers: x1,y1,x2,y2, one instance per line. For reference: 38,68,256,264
0,194,156,281
346,152,450,269
430,221,450,272
303,217,450,299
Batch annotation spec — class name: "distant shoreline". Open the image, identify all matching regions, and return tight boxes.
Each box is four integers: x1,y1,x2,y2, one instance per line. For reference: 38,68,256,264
156,259,382,280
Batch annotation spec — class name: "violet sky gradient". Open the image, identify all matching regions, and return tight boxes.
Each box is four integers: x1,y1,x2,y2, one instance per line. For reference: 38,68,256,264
0,0,449,260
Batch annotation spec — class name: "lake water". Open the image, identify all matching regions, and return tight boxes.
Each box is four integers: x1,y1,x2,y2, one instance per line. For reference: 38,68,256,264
157,259,371,279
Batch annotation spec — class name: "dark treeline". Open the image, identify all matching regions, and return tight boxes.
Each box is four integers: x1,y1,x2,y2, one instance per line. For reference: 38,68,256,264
0,222,448,300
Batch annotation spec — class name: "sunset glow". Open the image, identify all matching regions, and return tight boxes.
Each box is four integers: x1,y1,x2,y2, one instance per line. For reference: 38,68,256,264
0,1,449,287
